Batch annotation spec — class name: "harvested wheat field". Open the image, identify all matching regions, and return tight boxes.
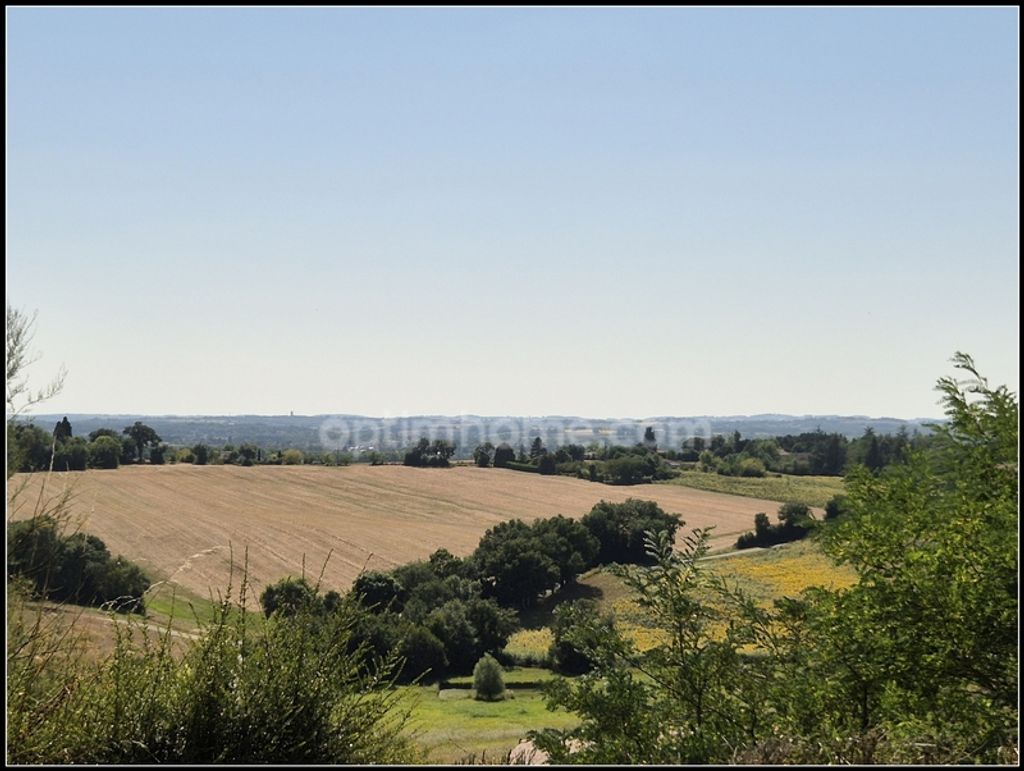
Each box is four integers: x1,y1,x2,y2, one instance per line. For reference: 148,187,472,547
9,465,813,602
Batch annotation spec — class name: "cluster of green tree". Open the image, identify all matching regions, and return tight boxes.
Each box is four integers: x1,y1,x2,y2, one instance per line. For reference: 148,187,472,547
402,437,456,467
7,419,168,473
259,575,344,616
473,441,523,469
177,442,308,466
528,354,1017,764
261,552,517,685
476,434,677,486
689,426,935,478
579,499,681,564
472,500,680,609
70,439,357,468
734,502,815,549
7,515,151,613
256,499,680,684
693,430,818,477
473,515,598,608
13,420,372,472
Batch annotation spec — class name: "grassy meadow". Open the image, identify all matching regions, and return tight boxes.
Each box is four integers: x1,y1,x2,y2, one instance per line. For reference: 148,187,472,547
662,469,845,508
398,679,578,763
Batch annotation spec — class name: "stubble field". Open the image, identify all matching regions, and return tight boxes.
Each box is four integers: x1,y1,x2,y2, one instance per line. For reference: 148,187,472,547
10,464,812,600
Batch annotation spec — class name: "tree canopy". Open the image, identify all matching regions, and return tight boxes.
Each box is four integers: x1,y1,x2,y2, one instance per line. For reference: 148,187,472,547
123,421,162,463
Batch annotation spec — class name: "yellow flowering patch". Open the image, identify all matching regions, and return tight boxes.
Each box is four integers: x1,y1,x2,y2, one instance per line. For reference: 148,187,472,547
504,628,554,661
507,542,857,663
708,540,857,606
620,623,669,652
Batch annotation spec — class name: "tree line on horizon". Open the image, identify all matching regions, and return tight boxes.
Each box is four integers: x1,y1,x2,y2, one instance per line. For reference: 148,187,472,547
9,412,931,483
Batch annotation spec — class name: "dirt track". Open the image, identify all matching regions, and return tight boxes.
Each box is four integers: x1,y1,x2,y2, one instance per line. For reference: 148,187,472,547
9,465,807,599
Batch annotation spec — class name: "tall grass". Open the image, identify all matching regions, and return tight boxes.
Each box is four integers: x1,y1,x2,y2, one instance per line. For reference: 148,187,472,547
7,480,414,764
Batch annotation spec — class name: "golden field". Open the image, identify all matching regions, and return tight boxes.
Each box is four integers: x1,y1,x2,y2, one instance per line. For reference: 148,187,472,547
8,464,808,601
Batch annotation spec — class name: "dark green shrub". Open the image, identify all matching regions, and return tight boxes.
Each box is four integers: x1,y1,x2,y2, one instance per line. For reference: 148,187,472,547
88,436,121,469
398,626,448,683
191,443,210,465
503,460,537,473
824,494,850,521
493,444,515,468
352,571,405,613
7,516,62,591
260,576,320,617
52,437,89,471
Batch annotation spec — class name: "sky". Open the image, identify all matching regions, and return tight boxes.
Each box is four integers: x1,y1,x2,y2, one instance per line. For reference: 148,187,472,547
6,7,1019,419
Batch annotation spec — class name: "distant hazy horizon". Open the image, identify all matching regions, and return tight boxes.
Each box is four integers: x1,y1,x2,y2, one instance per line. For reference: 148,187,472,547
26,410,943,422
7,8,1018,418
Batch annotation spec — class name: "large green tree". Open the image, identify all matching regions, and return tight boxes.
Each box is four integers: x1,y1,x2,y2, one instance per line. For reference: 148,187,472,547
532,515,600,587
742,354,1018,762
471,519,560,608
493,443,515,468
123,421,161,463
803,352,1018,759
581,499,681,565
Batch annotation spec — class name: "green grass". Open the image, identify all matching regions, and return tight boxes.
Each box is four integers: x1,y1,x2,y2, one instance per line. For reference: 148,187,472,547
145,585,220,627
143,583,264,638
398,684,578,763
661,470,845,508
444,667,557,687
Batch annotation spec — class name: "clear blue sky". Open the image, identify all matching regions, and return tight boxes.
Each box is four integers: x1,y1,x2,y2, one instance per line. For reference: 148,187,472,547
7,7,1019,419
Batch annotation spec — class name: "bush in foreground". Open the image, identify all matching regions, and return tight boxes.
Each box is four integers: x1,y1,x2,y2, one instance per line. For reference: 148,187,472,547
7,574,414,764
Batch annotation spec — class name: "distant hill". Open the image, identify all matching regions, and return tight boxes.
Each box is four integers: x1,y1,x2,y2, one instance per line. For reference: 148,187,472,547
27,413,940,458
